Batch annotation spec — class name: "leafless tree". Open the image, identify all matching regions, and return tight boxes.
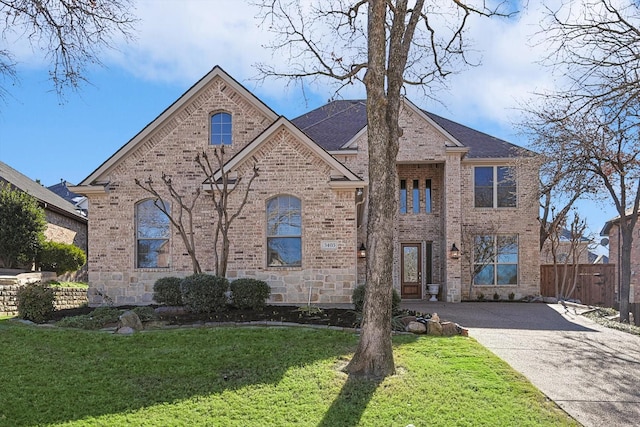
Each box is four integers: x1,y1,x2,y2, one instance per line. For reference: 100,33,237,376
256,0,512,378
530,0,640,322
0,0,136,99
135,174,202,275
546,210,592,301
461,222,499,299
196,148,259,278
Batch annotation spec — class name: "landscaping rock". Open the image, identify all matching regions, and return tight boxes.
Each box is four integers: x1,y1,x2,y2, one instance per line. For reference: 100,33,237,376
117,310,143,332
406,321,427,334
116,326,135,335
400,315,417,326
426,319,443,336
440,321,459,337
543,296,558,304
431,313,440,322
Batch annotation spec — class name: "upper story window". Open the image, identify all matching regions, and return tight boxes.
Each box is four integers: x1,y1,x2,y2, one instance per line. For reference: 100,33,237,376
425,179,432,213
266,195,302,267
136,199,170,268
399,180,407,214
412,180,420,214
474,166,516,208
473,235,518,286
210,112,232,145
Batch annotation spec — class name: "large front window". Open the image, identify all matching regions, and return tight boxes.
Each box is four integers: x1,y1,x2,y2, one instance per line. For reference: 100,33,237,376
136,199,170,268
266,195,302,267
474,166,516,208
473,235,518,285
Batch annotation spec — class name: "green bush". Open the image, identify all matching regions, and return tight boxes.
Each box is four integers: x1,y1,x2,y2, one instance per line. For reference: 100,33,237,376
56,314,102,330
17,283,55,323
90,306,123,325
153,277,183,306
230,278,271,310
180,274,229,314
132,306,157,322
37,241,86,275
352,284,401,314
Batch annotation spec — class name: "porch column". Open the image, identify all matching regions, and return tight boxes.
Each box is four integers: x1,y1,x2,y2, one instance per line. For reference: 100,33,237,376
443,150,464,302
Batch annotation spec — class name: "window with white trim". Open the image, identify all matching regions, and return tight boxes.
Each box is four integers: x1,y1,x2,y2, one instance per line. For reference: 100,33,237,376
210,112,232,145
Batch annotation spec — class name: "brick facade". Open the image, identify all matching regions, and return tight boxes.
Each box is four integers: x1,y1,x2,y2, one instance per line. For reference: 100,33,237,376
75,67,540,306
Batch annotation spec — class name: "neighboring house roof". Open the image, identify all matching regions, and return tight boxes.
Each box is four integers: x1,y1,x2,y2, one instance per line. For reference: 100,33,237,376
0,161,87,222
600,209,638,236
48,180,81,203
291,99,534,158
48,180,89,216
78,65,279,187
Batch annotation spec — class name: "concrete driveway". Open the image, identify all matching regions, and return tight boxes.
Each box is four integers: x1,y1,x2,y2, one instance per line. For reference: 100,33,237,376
400,301,640,427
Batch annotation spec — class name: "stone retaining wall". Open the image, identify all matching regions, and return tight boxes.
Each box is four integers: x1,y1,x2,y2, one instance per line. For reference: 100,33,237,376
0,277,88,317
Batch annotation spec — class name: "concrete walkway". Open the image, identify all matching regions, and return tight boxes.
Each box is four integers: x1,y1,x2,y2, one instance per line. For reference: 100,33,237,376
400,301,640,427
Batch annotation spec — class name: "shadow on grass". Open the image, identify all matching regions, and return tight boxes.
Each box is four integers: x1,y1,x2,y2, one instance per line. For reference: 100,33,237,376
0,323,374,426
317,375,382,427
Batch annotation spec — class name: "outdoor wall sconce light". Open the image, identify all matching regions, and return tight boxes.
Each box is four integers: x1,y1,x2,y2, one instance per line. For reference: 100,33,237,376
450,243,460,259
358,244,367,258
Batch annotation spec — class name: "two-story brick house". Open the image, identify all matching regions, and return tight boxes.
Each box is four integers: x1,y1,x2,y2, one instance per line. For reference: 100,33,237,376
71,66,540,306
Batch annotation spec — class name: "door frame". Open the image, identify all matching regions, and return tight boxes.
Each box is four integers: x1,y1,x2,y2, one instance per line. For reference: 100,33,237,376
401,243,422,299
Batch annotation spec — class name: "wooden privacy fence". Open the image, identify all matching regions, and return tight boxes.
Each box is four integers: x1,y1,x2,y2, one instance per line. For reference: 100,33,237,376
540,264,616,308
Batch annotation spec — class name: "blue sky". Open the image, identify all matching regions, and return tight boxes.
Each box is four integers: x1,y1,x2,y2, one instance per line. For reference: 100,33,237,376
0,0,618,238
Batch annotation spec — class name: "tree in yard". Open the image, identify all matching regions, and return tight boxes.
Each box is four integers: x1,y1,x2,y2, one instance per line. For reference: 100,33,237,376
528,0,640,322
135,174,203,275
196,148,259,278
257,0,511,378
135,147,259,277
0,0,136,99
545,210,592,301
0,182,46,268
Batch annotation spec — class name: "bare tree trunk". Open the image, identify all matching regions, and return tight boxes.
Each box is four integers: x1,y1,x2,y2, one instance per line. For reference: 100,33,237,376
345,0,396,378
620,228,633,323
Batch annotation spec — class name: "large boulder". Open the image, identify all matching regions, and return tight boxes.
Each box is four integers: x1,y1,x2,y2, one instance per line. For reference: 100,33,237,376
117,310,143,333
407,321,427,334
426,319,443,336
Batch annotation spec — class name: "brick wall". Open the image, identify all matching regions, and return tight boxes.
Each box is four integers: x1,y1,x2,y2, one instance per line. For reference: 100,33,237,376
0,280,88,317
606,224,639,304
85,83,358,305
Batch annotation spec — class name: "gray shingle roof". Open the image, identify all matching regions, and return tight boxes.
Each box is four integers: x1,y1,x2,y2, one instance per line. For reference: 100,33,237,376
291,99,532,158
0,161,86,221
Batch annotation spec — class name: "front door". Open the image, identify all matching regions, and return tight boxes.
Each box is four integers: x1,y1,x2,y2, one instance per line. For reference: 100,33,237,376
401,243,422,299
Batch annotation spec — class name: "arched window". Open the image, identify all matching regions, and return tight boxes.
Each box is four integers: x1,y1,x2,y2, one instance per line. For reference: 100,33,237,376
266,195,302,267
210,112,232,145
136,199,170,268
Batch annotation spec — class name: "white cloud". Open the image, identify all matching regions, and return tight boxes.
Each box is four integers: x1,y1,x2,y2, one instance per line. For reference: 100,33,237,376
108,0,561,131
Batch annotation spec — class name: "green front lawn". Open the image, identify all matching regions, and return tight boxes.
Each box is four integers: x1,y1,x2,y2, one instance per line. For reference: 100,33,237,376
0,321,577,426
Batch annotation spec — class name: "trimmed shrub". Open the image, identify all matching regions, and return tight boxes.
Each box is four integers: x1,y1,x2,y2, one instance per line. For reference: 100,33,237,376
230,278,271,310
17,283,55,323
90,306,123,325
153,277,183,306
352,284,401,314
180,274,229,314
132,306,157,322
56,314,101,330
37,241,86,275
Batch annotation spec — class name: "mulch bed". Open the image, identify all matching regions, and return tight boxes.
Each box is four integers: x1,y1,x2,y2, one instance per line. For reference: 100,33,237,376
49,305,361,329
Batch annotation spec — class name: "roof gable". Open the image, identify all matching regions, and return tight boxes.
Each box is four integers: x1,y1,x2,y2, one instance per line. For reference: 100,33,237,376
292,98,532,158
79,66,279,186
0,161,86,221
213,116,363,186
